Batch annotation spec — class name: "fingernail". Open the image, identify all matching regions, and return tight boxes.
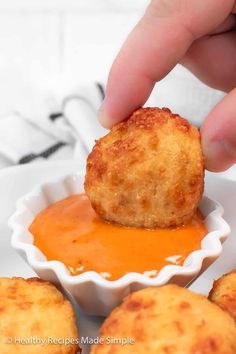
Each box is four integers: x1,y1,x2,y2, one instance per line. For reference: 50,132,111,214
98,103,112,129
203,139,236,172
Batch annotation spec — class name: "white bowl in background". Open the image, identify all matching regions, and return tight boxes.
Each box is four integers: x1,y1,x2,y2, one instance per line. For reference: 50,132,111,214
9,172,230,316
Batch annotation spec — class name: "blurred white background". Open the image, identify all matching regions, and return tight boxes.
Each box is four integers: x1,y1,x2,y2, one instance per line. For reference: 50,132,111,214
0,0,225,124
0,0,147,116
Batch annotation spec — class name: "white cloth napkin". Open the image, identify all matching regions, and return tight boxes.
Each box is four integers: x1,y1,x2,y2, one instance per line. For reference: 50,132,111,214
0,82,107,169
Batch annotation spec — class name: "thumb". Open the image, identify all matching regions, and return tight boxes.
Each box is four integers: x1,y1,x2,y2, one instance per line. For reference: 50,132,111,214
201,88,236,172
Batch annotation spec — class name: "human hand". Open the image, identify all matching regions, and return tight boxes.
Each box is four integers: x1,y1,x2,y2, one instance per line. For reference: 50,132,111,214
98,0,236,171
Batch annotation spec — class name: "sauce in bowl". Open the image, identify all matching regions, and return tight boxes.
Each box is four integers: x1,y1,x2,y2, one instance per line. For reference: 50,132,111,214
29,194,208,281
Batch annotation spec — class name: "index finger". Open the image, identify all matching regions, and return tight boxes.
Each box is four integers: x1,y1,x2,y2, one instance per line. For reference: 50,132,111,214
99,0,235,128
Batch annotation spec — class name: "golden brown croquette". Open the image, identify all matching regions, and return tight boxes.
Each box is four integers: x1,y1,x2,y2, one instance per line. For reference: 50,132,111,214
91,285,236,354
85,107,204,228
0,277,80,354
209,270,236,322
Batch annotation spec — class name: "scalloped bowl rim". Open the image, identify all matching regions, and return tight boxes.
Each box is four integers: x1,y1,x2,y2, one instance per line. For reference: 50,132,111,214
9,172,231,290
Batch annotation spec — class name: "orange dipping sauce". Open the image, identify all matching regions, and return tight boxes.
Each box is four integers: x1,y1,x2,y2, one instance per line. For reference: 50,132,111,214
29,194,208,281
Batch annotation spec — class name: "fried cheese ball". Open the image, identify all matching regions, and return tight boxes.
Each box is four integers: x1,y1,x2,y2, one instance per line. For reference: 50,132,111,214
85,108,204,228
91,285,236,354
0,277,80,354
209,270,236,322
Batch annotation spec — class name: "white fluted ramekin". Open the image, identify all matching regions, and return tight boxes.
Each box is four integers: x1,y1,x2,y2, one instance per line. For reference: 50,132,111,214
9,172,230,316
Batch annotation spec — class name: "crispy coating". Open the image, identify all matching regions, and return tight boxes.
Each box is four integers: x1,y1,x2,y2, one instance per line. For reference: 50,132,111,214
85,107,204,228
0,277,80,354
91,285,236,354
209,270,236,322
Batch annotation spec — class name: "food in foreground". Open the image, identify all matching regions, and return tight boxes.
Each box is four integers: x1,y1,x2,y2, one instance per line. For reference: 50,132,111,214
30,194,207,280
91,285,236,354
0,277,80,354
209,270,236,321
85,107,204,228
